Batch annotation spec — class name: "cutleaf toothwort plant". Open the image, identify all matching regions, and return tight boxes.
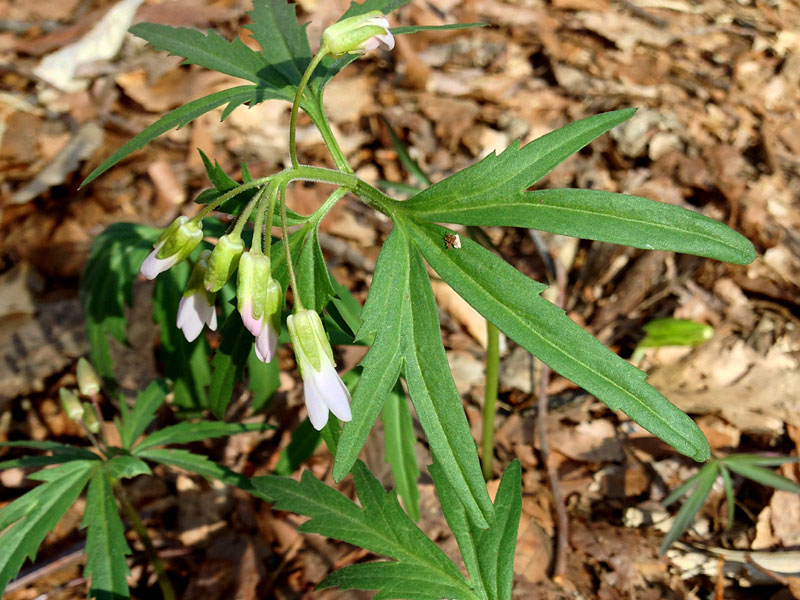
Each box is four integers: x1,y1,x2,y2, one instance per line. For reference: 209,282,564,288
1,1,757,598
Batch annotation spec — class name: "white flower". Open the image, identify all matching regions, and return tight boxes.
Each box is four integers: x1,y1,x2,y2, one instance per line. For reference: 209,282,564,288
288,309,352,430
140,216,203,280
322,11,394,57
176,291,217,342
140,241,179,280
254,320,279,363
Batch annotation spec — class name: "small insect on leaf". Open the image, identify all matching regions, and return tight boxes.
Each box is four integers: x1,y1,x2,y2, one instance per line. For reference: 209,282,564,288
444,233,461,250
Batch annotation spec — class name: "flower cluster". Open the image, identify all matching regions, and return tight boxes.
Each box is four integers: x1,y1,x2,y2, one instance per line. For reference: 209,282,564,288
139,215,351,430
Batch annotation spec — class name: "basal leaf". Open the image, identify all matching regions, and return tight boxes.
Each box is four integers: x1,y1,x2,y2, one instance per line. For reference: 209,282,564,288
129,23,269,85
82,86,265,186
208,312,253,419
333,227,409,482
403,109,635,215
724,461,800,495
720,465,735,529
401,229,495,525
253,461,476,599
118,379,169,450
382,380,420,521
83,468,131,600
404,218,710,462
105,454,152,480
133,421,269,453
660,460,718,553
411,187,755,265
0,461,97,594
80,223,159,379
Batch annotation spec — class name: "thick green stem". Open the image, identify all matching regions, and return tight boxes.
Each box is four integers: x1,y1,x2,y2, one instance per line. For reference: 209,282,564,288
290,50,329,169
116,483,175,600
481,321,500,480
280,182,303,311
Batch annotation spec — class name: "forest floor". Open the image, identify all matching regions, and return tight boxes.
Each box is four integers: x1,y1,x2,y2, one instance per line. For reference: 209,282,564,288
1,0,800,598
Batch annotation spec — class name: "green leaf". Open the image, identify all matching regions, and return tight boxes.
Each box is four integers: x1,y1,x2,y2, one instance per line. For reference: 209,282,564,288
0,460,97,594
662,466,708,508
152,259,211,410
0,441,97,470
724,461,800,495
80,223,159,379
412,188,755,265
382,116,432,187
333,227,408,482
198,149,238,191
270,224,312,293
660,460,718,554
391,23,487,35
117,379,169,450
247,347,280,413
82,86,265,186
639,318,714,348
722,454,800,467
327,274,364,339
134,421,269,453
474,460,521,600
83,468,131,600
208,312,253,419
253,461,477,599
382,381,420,521
401,231,495,526
404,218,710,462
136,448,266,499
404,109,635,215
720,465,735,529
105,454,152,480
273,418,322,476
129,23,269,85
296,227,336,313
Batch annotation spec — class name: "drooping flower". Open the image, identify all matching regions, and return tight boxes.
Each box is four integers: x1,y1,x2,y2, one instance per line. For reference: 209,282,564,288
322,10,394,57
204,233,245,292
176,250,217,342
238,252,282,362
140,216,203,280
287,308,352,430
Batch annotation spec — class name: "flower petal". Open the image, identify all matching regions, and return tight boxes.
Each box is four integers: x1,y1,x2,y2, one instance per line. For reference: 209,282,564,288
254,323,278,364
303,373,330,430
239,299,263,337
140,243,178,280
177,295,204,342
316,361,352,422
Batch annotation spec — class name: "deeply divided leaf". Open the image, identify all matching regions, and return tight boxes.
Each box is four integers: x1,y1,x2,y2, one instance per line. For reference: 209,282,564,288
118,379,169,450
381,381,421,521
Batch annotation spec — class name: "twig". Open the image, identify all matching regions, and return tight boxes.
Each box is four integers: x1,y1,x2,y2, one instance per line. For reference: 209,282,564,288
614,0,669,28
536,257,570,583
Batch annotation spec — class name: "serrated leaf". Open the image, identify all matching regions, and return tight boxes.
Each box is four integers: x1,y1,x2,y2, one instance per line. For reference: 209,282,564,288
333,228,408,482
296,227,336,313
253,461,477,599
83,468,131,600
105,454,152,480
133,421,269,453
660,461,718,553
401,233,495,526
403,218,710,462
404,109,635,214
117,379,169,450
411,187,755,265
247,347,280,413
129,23,269,85
82,86,265,186
382,381,420,521
474,460,521,600
199,149,238,191
136,448,266,499
391,23,486,34
208,312,253,419
152,259,211,410
0,441,97,471
0,460,97,594
273,418,322,476
80,223,160,379
725,462,800,495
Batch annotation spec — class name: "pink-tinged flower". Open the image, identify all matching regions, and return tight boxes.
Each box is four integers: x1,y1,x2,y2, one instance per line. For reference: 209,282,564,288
322,11,394,57
255,318,279,363
140,216,203,280
176,250,217,342
287,309,352,430
238,252,282,362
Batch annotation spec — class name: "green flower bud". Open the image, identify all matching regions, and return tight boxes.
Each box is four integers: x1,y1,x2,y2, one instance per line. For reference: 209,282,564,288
237,252,272,328
76,357,102,396
204,234,245,292
287,308,333,374
82,402,100,433
60,388,84,421
322,11,394,57
141,216,203,279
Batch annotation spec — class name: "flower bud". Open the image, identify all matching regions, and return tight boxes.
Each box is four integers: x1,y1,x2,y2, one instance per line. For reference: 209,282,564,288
288,309,351,429
254,278,282,363
76,357,102,396
60,388,84,421
82,402,100,433
322,11,394,57
177,250,217,342
204,234,245,292
140,216,203,280
237,252,271,335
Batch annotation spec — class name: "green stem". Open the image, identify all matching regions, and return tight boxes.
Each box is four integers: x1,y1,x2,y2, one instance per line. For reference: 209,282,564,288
481,321,500,481
194,176,272,222
232,185,269,239
257,183,279,256
311,187,349,227
116,483,175,600
290,50,329,169
280,182,303,311
312,96,353,174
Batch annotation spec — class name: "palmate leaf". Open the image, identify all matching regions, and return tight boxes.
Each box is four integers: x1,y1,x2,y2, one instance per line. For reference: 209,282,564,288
80,223,159,379
0,460,98,594
402,218,710,462
83,467,131,600
117,379,169,450
381,380,420,521
0,440,98,470
253,461,479,600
